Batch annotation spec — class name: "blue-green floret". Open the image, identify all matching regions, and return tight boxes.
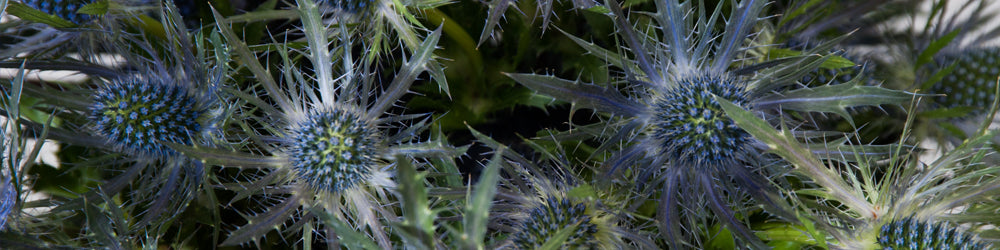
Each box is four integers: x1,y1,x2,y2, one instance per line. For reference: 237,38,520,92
289,107,378,193
0,178,13,230
90,78,205,157
511,197,600,249
878,217,988,250
22,0,95,24
651,76,753,168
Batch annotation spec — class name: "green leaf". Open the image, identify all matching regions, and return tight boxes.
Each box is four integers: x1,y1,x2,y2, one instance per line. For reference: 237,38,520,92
77,0,108,15
915,29,961,70
307,203,381,250
768,48,855,70
6,2,76,28
395,157,437,249
755,83,914,126
460,147,504,250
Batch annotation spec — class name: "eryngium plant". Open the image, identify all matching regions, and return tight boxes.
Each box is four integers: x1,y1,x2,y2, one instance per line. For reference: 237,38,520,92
507,0,912,247
929,47,1000,113
721,91,1000,248
180,0,456,247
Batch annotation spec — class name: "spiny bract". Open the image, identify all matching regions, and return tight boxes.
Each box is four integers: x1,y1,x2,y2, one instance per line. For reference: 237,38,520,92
0,178,13,230
22,0,95,24
930,47,1000,111
651,76,753,168
289,107,377,193
878,217,988,250
511,197,600,249
90,78,205,157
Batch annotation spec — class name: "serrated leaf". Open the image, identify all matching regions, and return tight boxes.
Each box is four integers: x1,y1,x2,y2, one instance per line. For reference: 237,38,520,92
369,26,443,119
505,73,642,117
460,148,504,250
755,83,914,125
307,204,381,250
395,157,436,249
768,48,856,69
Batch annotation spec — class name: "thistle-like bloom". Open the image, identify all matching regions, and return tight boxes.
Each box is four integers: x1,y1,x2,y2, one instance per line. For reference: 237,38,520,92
878,217,988,250
507,0,912,247
511,197,603,249
204,0,452,247
89,77,208,157
21,0,96,24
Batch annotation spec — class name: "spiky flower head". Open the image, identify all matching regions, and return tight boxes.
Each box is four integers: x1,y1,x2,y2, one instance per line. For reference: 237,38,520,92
878,217,988,250
511,197,601,249
89,77,207,157
930,47,1000,112
21,0,96,24
289,106,379,193
651,76,753,168
0,178,14,231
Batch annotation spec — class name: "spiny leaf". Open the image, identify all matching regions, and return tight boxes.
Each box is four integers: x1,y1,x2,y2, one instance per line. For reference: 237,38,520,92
505,73,643,117
395,156,436,249
460,147,504,250
755,83,914,125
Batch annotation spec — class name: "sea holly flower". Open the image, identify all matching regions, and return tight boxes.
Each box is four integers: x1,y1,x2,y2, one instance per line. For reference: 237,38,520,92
0,177,12,231
506,0,913,247
185,1,455,247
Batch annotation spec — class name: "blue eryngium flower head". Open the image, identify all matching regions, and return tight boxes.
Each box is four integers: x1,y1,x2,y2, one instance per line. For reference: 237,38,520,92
90,77,207,157
511,197,600,249
290,106,378,193
878,217,988,250
651,76,752,168
22,0,96,24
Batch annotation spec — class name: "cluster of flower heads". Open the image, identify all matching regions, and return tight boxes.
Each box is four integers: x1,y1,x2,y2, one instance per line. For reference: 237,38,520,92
89,77,206,157
879,217,988,250
21,0,95,24
289,106,378,193
510,197,601,249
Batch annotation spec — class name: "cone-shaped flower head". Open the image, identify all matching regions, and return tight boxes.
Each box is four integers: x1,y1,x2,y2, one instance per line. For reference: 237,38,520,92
22,0,95,24
511,197,601,249
90,78,207,157
930,47,1000,112
651,76,753,168
879,217,988,250
289,106,378,193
